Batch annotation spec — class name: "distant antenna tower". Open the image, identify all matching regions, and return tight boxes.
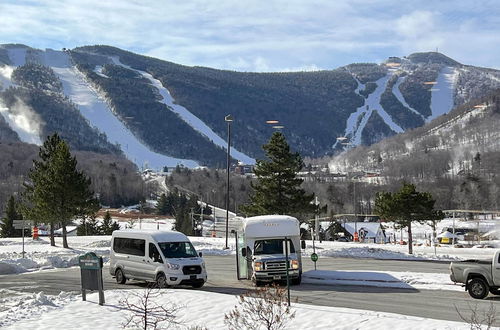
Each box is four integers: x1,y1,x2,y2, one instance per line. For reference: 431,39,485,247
435,47,439,53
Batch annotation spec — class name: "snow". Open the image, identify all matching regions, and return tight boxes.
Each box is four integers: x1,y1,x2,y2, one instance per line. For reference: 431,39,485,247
303,270,462,291
108,56,255,165
342,74,404,147
32,48,198,169
243,215,299,237
392,76,425,120
429,66,458,121
2,289,470,330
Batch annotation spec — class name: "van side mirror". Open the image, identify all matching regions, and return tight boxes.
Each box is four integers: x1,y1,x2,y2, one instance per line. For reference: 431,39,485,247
155,255,163,263
198,252,203,257
301,240,306,249
241,248,247,257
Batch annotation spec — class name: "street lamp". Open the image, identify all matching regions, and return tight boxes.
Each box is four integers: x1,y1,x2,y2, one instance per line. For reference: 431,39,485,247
224,114,233,249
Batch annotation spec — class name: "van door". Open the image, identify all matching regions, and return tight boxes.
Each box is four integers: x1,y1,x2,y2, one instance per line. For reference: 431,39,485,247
114,237,146,279
236,233,248,280
145,242,163,280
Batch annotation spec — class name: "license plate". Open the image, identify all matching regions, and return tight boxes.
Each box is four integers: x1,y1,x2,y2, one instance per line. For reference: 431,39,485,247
273,275,281,280
190,275,197,280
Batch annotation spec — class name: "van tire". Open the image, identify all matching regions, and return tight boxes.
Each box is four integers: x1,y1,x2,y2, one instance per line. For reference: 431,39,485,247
468,278,489,299
192,281,205,289
115,269,126,284
156,273,168,288
292,275,302,285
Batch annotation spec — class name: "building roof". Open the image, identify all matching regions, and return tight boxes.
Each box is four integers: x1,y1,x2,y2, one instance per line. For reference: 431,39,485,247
341,222,383,238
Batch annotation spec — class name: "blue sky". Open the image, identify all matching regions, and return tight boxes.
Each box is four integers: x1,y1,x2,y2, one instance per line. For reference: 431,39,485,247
1,0,499,71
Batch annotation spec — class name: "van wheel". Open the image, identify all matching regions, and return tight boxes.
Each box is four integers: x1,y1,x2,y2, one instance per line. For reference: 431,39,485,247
115,269,126,284
468,278,489,299
156,273,168,288
192,281,204,289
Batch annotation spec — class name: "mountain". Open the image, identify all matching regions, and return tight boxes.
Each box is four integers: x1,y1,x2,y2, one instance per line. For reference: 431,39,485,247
2,44,500,168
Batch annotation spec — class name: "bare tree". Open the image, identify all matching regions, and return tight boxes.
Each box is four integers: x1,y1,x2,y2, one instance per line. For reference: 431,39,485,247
224,284,296,330
455,302,497,330
120,285,180,330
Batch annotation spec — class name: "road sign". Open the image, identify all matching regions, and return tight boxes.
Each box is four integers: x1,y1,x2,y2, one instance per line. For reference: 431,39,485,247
13,220,34,230
311,253,318,262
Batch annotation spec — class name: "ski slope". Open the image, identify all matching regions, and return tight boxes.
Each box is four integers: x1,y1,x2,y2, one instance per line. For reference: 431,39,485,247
0,47,42,145
429,66,457,121
343,74,404,146
109,56,255,164
35,48,198,169
392,76,425,120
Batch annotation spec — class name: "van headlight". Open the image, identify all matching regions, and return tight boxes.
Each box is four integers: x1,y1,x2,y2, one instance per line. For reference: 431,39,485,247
254,262,263,271
201,262,206,269
291,259,299,269
166,263,180,270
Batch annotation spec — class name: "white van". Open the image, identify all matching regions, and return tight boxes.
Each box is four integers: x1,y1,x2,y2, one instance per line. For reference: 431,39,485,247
236,215,304,286
110,230,207,288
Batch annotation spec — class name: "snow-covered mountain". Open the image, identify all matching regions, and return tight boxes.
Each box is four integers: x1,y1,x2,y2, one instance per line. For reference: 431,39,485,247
1,45,500,168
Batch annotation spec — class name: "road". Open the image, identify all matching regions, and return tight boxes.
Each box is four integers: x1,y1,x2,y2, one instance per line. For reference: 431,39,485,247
1,256,499,325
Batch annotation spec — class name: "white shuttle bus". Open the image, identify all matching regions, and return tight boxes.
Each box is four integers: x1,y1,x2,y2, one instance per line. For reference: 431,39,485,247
236,215,305,286
110,230,207,288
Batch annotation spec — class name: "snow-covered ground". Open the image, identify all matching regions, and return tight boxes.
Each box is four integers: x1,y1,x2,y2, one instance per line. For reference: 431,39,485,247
429,67,458,121
1,289,472,330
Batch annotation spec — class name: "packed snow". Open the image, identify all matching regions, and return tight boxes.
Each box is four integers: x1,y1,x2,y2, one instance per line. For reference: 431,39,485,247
303,269,462,291
2,289,472,330
429,66,458,121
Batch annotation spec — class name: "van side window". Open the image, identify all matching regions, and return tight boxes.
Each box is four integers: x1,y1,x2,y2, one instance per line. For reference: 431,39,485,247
113,237,145,256
149,243,162,262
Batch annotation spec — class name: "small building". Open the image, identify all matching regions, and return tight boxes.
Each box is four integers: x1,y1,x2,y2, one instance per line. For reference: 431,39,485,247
341,222,386,243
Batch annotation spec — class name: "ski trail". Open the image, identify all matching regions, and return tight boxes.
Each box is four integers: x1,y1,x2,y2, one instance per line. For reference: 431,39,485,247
392,76,425,120
37,49,198,169
429,66,457,121
341,74,403,147
109,56,255,165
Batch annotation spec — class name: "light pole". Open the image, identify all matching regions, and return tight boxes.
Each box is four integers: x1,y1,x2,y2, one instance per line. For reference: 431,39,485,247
224,114,233,249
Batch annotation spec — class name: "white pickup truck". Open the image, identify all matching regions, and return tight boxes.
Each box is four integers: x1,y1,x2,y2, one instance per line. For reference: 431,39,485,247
450,250,500,299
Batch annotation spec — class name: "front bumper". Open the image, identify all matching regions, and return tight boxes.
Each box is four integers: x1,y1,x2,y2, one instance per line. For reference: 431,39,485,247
166,273,207,286
255,269,300,282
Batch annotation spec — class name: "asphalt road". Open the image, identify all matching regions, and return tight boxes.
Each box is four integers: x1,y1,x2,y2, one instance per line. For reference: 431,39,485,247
1,256,499,325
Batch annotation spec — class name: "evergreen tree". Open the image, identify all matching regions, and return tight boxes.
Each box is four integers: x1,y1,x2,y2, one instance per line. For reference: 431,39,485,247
0,196,22,238
77,215,100,236
156,193,169,215
22,133,99,247
100,210,120,235
241,132,315,219
375,182,443,254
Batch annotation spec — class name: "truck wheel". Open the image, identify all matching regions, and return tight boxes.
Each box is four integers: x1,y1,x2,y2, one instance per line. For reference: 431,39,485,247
468,278,489,299
292,275,302,285
156,273,168,288
254,280,265,287
115,269,126,284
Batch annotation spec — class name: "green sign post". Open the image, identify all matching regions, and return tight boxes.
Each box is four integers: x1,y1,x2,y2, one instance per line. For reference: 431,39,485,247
311,252,319,271
78,252,105,305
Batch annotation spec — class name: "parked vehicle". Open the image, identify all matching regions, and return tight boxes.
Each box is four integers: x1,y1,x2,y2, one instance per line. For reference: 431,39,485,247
449,250,500,299
109,230,207,288
236,215,305,286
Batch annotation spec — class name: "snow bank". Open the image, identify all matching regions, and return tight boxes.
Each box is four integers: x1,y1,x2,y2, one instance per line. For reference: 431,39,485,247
3,289,470,330
303,270,462,291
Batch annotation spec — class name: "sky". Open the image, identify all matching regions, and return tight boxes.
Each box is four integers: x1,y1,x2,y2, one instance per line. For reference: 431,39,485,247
1,0,500,72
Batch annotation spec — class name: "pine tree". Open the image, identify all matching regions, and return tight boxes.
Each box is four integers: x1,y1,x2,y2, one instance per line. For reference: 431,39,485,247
375,182,444,254
240,132,315,219
77,216,100,236
22,133,99,247
100,210,120,235
0,196,21,238
156,193,169,215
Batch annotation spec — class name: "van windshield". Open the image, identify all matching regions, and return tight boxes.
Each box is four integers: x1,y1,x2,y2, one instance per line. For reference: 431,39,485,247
254,239,295,255
158,241,198,258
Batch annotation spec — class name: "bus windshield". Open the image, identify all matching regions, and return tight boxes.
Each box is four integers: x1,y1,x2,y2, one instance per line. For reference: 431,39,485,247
158,241,198,258
254,239,295,255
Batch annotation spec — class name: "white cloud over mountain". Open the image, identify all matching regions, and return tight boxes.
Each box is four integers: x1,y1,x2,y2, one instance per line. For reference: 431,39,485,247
0,0,499,71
